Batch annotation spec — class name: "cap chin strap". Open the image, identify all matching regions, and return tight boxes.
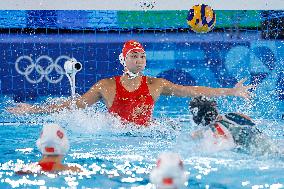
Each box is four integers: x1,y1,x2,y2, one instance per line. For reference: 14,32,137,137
119,53,140,79
124,70,140,79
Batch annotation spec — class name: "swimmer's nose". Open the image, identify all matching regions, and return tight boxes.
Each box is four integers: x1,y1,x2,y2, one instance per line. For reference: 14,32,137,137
136,60,145,66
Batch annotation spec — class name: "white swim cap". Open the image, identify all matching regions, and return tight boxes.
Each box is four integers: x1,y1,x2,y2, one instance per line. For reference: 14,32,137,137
36,123,70,155
150,152,188,189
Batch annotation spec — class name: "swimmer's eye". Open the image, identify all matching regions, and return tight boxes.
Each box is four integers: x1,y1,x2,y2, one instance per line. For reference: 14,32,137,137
130,55,138,58
130,55,146,59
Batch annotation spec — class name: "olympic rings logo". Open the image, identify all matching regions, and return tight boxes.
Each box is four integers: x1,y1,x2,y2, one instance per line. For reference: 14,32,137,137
15,55,71,84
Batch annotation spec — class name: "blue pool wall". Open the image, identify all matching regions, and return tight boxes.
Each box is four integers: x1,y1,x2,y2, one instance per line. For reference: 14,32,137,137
0,33,283,104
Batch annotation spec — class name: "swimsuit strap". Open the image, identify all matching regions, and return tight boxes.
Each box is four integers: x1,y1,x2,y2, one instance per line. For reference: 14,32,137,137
114,76,124,92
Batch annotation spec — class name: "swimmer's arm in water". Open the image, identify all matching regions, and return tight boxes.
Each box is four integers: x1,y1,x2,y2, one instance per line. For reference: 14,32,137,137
160,78,255,99
7,80,105,114
50,163,82,172
15,170,34,175
62,165,82,172
16,164,82,174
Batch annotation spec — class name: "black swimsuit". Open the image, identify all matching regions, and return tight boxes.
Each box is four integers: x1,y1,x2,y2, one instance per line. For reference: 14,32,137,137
210,113,261,147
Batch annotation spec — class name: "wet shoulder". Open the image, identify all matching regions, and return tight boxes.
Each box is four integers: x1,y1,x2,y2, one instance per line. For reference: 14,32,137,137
146,76,165,85
146,77,166,98
97,77,116,88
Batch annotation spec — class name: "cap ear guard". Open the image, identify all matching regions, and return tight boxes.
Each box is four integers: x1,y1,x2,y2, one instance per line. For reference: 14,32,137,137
119,53,125,66
119,52,141,79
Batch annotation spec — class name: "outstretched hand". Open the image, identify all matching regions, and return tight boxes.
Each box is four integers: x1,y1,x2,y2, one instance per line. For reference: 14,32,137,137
233,78,256,99
6,103,34,115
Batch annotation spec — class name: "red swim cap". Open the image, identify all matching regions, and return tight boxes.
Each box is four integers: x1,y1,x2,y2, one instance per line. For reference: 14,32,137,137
122,40,145,58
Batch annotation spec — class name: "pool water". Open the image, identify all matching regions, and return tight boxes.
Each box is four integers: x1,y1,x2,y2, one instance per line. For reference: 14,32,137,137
0,96,284,188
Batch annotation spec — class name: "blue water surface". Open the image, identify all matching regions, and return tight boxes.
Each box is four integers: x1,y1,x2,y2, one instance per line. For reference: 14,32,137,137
0,95,283,188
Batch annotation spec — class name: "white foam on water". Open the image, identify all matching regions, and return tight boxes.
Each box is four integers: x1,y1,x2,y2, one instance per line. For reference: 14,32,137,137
23,100,182,140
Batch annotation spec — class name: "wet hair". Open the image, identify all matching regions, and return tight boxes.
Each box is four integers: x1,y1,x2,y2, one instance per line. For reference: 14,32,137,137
189,96,218,126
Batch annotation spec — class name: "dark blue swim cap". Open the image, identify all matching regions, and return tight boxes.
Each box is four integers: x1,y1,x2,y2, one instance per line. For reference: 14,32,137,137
189,96,218,126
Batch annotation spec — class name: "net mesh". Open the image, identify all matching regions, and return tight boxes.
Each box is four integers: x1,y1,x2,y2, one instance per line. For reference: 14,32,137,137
0,10,283,111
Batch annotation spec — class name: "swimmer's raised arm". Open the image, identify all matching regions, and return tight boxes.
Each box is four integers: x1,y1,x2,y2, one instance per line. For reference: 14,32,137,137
7,80,104,114
160,78,255,99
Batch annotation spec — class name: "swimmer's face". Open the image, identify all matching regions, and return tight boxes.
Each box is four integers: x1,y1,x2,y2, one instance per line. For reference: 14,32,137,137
125,51,146,73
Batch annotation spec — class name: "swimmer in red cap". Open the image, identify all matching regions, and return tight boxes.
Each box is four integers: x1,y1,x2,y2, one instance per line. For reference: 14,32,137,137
8,40,256,126
16,123,81,174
